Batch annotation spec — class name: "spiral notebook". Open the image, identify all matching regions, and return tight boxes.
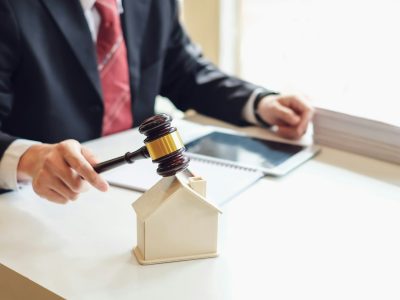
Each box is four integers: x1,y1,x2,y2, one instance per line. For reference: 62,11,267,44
103,157,264,205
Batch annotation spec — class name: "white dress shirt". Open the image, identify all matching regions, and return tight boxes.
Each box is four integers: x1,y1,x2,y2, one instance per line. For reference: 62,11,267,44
0,0,259,190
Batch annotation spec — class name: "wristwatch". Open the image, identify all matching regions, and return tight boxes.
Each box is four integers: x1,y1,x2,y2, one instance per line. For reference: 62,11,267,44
253,91,279,128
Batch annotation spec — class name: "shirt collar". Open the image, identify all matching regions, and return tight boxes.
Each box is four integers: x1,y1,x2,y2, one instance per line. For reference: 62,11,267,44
80,0,123,13
80,0,96,11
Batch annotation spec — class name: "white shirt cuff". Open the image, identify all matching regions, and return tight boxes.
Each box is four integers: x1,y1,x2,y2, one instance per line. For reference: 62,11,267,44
242,88,264,125
0,139,41,190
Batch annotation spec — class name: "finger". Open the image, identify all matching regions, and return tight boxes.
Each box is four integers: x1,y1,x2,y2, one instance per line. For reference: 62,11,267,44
45,154,87,193
297,110,312,135
279,96,314,133
275,118,309,137
79,180,91,193
279,95,312,115
80,149,105,192
82,147,100,166
32,170,69,203
297,105,314,134
65,153,109,192
61,141,108,192
274,119,290,127
277,125,304,140
44,189,69,204
48,176,79,201
274,104,301,126
61,172,87,194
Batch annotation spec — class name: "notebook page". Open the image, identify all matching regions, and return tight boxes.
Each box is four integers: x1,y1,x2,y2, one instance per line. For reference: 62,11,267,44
103,158,263,205
187,158,264,205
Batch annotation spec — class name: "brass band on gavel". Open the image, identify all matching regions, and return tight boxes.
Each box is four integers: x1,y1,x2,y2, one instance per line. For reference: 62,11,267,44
145,131,185,161
93,113,190,176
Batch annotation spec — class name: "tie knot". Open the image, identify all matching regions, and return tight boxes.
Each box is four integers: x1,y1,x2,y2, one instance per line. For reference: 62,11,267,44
95,0,118,23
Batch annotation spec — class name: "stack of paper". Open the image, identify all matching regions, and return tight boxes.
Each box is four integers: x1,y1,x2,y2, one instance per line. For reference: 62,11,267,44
313,107,400,164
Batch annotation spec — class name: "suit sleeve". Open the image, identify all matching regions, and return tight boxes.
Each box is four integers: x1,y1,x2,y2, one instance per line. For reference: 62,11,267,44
160,1,276,126
0,0,20,159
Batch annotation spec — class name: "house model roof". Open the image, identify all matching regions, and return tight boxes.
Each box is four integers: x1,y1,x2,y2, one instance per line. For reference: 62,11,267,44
133,173,222,220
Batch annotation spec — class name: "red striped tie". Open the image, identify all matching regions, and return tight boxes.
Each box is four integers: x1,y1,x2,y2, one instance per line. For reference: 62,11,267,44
95,0,133,136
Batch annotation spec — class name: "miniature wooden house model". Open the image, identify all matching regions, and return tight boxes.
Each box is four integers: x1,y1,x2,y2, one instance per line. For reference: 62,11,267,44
132,173,221,265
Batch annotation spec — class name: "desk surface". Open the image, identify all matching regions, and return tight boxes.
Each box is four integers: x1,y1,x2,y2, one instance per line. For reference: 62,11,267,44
1,116,400,300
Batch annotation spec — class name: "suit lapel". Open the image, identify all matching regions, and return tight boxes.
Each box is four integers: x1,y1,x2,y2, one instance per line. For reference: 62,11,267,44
40,0,152,104
40,0,102,100
121,0,152,96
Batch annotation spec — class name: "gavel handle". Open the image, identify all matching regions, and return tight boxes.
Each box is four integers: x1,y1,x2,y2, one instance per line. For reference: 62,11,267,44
93,146,150,174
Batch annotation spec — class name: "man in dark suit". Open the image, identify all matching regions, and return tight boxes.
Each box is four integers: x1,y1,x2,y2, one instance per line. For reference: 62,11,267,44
0,0,313,203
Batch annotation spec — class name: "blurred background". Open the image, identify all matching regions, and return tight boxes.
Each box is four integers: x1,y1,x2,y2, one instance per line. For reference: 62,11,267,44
172,0,399,125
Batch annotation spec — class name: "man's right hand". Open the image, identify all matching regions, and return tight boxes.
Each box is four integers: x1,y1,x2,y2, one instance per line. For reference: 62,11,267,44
17,139,109,204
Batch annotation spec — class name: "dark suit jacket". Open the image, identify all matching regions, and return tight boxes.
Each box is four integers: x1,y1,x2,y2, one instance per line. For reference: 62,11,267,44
0,0,273,159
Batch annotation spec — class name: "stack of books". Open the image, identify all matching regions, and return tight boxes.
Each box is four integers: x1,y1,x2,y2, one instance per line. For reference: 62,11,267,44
313,107,400,164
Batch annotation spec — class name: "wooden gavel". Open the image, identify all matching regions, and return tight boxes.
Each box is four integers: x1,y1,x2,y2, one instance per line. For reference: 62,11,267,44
93,114,190,177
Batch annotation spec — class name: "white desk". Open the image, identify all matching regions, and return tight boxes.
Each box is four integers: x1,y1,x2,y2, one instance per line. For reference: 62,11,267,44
1,117,400,300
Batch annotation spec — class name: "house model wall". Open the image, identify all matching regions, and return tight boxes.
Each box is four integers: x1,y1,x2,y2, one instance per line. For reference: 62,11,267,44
132,173,221,265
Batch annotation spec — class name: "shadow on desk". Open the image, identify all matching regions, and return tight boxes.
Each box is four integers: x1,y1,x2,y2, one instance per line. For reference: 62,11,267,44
0,263,63,300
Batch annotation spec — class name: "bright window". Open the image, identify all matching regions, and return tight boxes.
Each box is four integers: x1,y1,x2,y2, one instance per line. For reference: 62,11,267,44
240,0,400,124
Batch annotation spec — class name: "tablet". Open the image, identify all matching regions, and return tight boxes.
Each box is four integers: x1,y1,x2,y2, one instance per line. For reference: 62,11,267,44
185,131,320,176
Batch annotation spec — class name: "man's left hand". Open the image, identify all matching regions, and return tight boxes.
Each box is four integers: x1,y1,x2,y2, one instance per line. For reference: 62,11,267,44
257,94,314,139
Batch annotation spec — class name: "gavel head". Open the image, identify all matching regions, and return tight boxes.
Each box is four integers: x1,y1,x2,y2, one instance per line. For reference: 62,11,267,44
139,113,190,177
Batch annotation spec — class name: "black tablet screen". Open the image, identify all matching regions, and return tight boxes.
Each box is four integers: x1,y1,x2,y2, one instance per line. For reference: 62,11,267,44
185,132,304,168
